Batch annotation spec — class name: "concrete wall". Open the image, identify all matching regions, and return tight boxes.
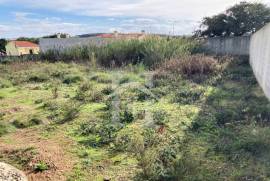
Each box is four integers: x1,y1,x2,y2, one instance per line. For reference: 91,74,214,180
39,37,112,52
5,42,19,56
17,47,40,55
250,23,270,100
204,36,250,55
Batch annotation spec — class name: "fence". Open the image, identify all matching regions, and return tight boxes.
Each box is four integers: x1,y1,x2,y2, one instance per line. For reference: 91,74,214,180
204,36,250,55
39,37,112,52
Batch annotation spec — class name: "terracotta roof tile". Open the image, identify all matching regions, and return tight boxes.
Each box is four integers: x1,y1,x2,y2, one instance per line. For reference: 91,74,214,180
11,41,39,48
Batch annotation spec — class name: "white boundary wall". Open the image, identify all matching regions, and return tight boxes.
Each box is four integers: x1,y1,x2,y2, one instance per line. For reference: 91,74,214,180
204,36,250,55
250,23,270,99
39,37,112,52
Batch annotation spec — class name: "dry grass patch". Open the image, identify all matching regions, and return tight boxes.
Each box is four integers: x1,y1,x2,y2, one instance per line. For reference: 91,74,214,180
158,55,220,77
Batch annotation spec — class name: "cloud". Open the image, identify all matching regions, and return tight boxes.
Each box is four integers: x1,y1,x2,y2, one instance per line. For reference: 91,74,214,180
3,0,267,19
0,12,101,38
0,0,268,38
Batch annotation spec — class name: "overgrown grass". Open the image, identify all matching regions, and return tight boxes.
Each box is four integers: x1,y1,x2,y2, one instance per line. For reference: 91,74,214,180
40,36,201,68
0,55,270,180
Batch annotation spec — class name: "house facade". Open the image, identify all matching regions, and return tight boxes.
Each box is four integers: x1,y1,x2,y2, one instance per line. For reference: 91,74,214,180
5,41,40,56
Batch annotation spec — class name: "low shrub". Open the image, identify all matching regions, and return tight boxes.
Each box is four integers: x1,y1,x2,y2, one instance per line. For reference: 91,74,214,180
215,107,244,126
78,119,122,145
90,73,112,84
158,55,219,77
29,118,43,126
214,126,270,158
173,86,204,104
27,73,49,83
101,86,113,95
58,102,81,124
120,108,134,123
137,90,153,101
0,78,12,88
12,120,28,129
153,110,168,125
34,99,43,104
115,127,144,154
42,101,59,111
75,82,104,103
0,121,8,136
12,118,42,129
34,161,49,172
119,76,130,84
63,75,82,84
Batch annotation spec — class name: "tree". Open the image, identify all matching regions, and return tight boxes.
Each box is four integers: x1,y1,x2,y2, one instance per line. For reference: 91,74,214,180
195,2,270,37
43,33,70,38
16,37,39,44
0,39,7,52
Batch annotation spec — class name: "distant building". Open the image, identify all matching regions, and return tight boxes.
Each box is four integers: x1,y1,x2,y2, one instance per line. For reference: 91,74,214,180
5,41,40,56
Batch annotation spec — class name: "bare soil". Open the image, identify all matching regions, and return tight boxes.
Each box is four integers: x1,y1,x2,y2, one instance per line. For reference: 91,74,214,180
0,128,77,181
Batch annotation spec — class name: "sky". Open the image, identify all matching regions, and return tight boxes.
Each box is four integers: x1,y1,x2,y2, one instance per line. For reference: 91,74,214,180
0,0,269,38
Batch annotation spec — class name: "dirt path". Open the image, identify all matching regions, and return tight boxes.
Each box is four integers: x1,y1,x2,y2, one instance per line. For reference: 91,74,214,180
0,128,77,181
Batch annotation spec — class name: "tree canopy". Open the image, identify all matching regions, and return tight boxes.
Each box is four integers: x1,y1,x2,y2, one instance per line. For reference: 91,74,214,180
0,39,7,52
16,37,39,44
195,2,270,37
43,33,70,38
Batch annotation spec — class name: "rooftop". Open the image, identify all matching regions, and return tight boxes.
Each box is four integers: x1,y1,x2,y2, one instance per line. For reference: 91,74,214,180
11,41,39,48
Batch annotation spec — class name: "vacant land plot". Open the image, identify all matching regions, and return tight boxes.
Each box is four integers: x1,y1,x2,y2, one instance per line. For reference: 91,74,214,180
0,57,270,180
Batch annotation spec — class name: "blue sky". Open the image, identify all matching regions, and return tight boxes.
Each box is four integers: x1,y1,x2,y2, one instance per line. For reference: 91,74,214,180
0,0,269,38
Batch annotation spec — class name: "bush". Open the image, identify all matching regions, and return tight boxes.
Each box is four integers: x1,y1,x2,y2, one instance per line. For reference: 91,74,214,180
158,55,219,77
